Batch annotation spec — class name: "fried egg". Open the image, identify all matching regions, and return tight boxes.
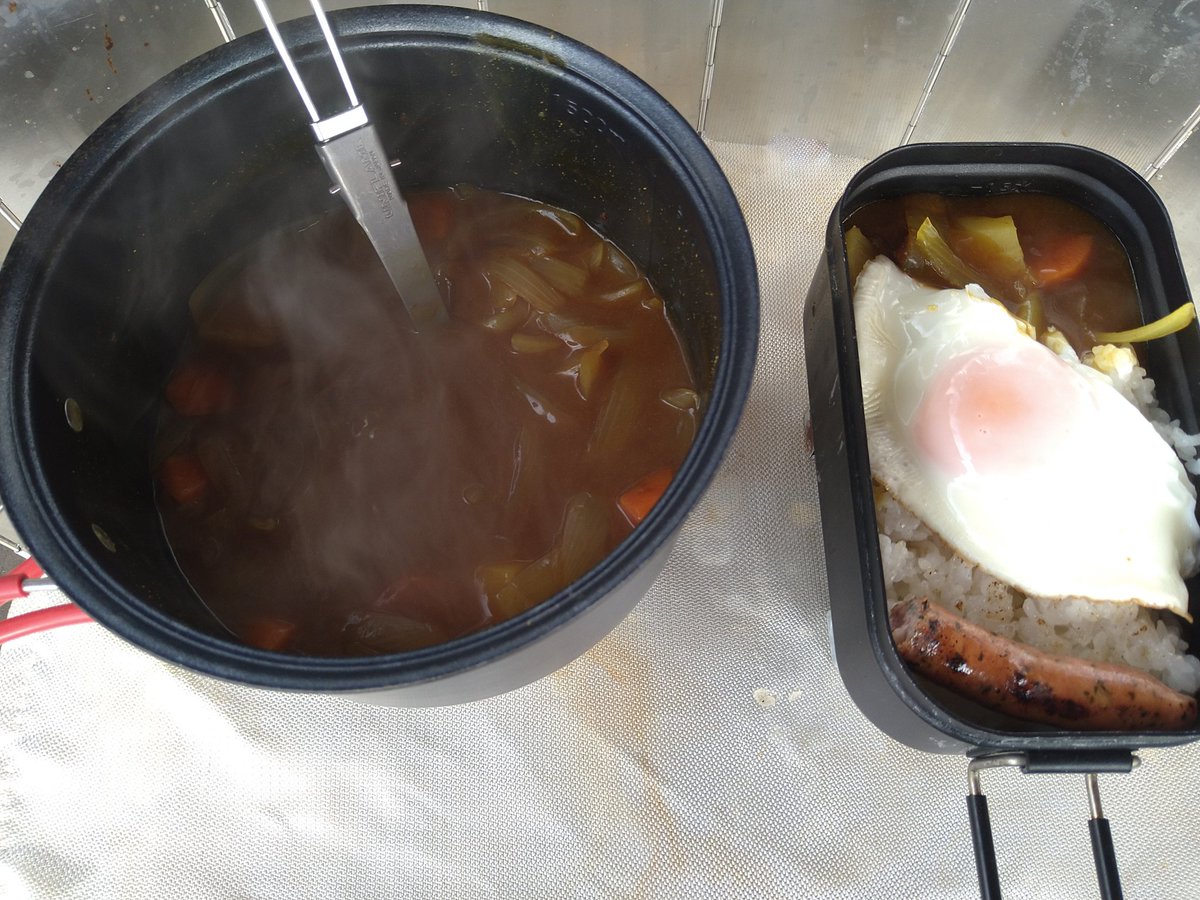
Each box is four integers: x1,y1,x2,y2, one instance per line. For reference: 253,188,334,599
854,255,1200,618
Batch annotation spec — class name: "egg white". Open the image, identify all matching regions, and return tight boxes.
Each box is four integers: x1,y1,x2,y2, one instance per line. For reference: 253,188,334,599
855,255,1200,619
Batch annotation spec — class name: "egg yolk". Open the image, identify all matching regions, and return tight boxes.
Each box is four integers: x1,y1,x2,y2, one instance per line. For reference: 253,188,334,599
913,341,1090,477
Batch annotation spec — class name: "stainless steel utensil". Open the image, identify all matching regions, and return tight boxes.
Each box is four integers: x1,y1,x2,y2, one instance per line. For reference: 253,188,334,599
250,0,447,328
966,754,1131,900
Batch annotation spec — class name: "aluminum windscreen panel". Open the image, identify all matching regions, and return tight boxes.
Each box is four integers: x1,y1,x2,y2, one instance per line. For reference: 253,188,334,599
0,504,24,556
0,219,14,267
0,0,226,220
1153,134,1200,301
907,0,1200,173
702,0,962,156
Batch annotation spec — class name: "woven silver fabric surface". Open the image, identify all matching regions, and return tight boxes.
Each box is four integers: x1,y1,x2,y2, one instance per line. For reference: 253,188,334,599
1,139,1197,899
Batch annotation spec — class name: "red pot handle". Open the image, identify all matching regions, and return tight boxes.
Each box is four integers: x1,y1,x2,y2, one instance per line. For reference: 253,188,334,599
1,556,46,599
0,557,93,645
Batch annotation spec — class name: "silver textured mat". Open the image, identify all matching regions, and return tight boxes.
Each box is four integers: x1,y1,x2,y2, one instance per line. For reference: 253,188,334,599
1,139,1197,899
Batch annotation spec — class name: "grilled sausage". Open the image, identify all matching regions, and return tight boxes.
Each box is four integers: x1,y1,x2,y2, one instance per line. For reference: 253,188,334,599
890,597,1198,730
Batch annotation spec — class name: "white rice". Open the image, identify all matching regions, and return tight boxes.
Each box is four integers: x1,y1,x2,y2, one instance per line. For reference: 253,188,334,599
877,351,1200,695
1085,341,1200,477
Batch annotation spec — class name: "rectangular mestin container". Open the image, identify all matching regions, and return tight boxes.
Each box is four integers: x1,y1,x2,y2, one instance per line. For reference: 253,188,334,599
803,142,1200,759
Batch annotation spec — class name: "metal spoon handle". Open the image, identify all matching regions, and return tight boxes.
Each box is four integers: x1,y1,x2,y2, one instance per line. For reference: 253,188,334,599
250,0,447,328
316,127,446,327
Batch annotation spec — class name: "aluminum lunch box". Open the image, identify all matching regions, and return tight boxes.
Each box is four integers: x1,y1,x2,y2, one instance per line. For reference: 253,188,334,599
803,142,1200,897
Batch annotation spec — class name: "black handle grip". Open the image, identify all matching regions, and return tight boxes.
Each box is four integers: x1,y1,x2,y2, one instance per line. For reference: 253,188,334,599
1089,817,1124,900
967,793,1002,900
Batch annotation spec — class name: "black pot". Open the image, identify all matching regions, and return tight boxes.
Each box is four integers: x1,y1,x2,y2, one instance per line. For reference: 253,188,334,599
0,6,758,704
804,142,1199,756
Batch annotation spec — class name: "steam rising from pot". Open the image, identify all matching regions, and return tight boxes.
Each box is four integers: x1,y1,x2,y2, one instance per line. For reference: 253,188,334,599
153,188,700,655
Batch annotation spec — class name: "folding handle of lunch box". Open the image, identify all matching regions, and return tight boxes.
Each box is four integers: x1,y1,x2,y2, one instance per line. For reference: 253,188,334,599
967,753,1133,900
0,558,92,644
1087,772,1123,900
